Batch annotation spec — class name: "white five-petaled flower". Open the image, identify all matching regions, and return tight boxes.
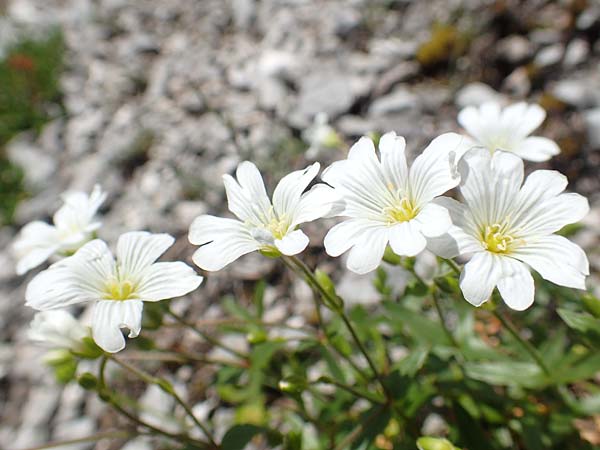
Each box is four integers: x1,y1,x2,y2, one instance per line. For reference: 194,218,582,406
458,101,560,162
429,148,589,310
28,310,89,351
322,132,470,275
13,185,107,275
25,231,203,353
189,161,340,271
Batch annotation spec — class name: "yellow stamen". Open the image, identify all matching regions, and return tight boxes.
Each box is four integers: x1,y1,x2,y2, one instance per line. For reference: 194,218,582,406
481,219,522,254
104,279,137,301
383,197,418,225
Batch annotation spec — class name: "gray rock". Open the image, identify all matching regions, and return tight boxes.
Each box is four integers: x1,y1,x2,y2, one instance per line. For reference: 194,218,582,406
502,67,531,97
369,88,419,116
455,82,503,108
6,136,57,191
534,44,564,68
291,68,357,126
551,79,591,108
563,39,589,68
497,35,533,64
583,108,600,149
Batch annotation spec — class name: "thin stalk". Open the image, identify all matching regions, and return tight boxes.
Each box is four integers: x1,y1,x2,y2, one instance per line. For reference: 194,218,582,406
110,355,218,448
286,255,390,398
334,405,385,450
167,309,248,360
443,258,462,276
313,379,385,405
97,357,204,447
17,431,135,450
120,350,247,367
432,292,461,350
492,310,550,376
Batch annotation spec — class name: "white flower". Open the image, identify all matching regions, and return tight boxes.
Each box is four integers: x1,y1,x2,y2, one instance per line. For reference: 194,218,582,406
458,101,560,162
322,132,470,274
28,310,89,351
302,112,342,160
429,148,589,310
189,161,340,271
13,184,107,275
25,231,203,353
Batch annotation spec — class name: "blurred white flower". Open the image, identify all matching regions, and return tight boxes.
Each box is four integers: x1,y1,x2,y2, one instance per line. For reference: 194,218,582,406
302,113,342,160
458,101,560,162
189,161,340,271
25,231,202,353
28,310,89,351
13,184,106,275
429,148,589,310
322,132,470,274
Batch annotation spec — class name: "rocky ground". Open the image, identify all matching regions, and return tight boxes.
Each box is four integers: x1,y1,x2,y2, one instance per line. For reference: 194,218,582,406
1,0,599,449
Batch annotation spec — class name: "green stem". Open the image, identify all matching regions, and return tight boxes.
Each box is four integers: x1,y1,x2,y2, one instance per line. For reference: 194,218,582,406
97,357,205,447
286,255,390,398
443,258,462,276
167,309,248,360
17,431,136,450
314,378,385,405
492,310,550,376
432,292,461,350
110,355,218,448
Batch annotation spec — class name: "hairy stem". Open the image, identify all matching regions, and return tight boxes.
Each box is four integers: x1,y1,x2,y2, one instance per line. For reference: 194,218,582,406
167,309,248,360
109,355,218,448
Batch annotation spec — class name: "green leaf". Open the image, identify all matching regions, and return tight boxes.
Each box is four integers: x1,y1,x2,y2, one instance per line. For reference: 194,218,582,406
383,301,450,346
557,308,600,335
555,353,600,384
395,347,429,376
221,424,263,450
464,361,545,388
417,436,461,450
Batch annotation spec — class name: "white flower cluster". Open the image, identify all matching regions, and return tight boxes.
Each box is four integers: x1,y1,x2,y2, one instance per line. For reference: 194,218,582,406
14,101,590,354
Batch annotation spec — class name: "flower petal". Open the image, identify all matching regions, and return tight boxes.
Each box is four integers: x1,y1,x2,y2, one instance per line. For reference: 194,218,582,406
275,229,310,255
516,192,589,237
273,162,320,218
116,232,174,276
25,239,114,310
292,184,344,226
425,197,483,258
511,136,560,162
389,221,427,257
379,131,408,191
13,221,60,275
324,219,378,257
414,202,452,238
54,184,106,231
459,252,502,307
512,235,589,289
458,148,523,225
496,257,535,311
235,161,271,214
409,132,467,204
346,227,389,274
137,262,203,301
189,215,259,271
92,300,143,353
501,102,545,138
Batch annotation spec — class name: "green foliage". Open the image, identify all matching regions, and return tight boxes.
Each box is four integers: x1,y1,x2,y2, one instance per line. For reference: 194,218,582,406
0,29,64,145
0,29,64,224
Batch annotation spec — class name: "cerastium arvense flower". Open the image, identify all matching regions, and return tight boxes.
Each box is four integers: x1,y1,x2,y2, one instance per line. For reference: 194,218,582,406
14,100,597,450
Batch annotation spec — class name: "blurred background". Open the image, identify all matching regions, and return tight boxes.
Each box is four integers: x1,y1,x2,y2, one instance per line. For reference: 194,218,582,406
1,0,599,448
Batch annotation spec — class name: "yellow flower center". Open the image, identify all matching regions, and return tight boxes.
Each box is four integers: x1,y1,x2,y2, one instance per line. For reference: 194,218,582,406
104,279,137,301
482,222,518,254
383,197,418,225
265,213,290,240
